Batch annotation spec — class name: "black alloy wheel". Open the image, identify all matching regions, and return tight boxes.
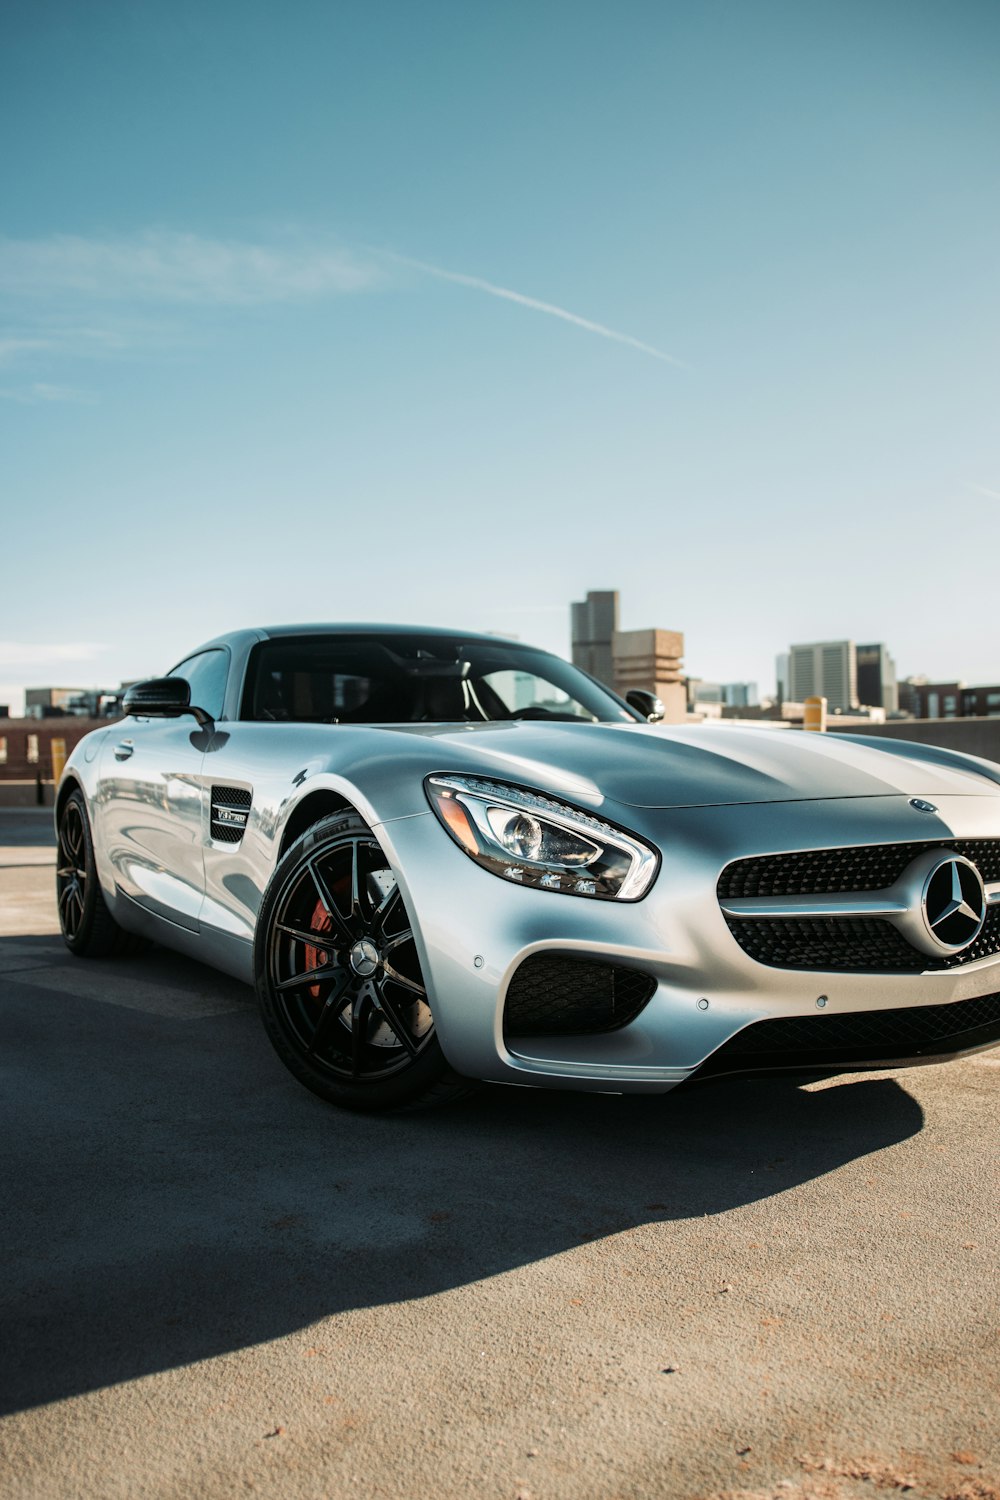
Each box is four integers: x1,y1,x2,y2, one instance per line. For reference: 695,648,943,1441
56,789,127,956
56,796,88,943
254,812,472,1112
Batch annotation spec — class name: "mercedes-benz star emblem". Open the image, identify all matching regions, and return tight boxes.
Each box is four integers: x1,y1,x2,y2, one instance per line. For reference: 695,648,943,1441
909,798,938,814
922,855,986,952
349,938,380,978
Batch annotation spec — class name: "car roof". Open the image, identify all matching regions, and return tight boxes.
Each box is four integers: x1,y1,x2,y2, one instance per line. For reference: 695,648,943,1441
185,623,547,667
256,623,517,643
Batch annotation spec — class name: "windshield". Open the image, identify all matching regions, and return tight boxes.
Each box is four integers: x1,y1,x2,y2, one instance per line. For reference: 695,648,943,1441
241,634,636,725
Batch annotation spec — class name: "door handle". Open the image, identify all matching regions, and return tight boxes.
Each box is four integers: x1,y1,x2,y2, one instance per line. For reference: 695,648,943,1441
114,741,134,761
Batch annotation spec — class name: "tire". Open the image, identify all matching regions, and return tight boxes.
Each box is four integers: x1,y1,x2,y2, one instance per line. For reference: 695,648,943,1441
56,789,130,957
254,812,474,1113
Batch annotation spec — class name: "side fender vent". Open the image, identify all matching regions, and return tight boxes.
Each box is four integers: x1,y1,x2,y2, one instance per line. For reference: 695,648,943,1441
211,785,252,844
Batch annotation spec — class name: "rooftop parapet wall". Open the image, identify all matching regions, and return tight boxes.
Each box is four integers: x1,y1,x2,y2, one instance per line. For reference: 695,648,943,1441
833,717,1000,767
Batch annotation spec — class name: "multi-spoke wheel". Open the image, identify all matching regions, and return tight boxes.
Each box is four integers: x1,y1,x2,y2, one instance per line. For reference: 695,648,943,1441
56,789,128,956
254,812,472,1112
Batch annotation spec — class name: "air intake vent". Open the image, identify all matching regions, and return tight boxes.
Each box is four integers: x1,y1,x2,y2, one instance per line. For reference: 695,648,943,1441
694,990,1000,1079
504,954,656,1037
211,785,252,844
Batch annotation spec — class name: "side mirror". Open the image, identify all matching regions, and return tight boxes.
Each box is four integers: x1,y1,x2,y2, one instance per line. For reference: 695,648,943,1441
122,678,213,727
626,689,665,723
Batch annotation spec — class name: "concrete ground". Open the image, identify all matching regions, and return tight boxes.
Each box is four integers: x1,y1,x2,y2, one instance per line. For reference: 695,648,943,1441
0,809,997,1500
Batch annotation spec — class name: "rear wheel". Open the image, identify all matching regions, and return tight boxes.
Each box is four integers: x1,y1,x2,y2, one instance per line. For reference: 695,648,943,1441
56,789,128,957
254,812,473,1112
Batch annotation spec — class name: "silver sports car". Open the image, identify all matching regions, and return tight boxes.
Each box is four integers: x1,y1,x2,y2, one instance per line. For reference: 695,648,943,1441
56,624,1000,1111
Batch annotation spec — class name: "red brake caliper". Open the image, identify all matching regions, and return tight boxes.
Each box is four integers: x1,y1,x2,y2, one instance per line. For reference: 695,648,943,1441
304,899,333,999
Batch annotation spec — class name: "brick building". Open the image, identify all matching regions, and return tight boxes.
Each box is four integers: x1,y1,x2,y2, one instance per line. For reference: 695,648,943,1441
0,717,117,799
900,681,1000,719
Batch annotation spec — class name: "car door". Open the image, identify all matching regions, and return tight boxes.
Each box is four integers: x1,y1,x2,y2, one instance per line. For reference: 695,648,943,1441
96,649,229,933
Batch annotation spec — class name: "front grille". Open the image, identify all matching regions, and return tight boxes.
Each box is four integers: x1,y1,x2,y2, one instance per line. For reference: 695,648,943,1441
719,840,1000,973
726,906,1000,972
210,785,252,844
694,990,1000,1079
503,955,657,1037
718,839,1000,900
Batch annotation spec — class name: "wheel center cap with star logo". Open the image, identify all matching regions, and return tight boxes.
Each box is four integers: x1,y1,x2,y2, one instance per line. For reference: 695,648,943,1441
349,937,380,977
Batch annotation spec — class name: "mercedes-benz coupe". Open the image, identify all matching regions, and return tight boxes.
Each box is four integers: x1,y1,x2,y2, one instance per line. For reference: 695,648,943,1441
55,625,1000,1111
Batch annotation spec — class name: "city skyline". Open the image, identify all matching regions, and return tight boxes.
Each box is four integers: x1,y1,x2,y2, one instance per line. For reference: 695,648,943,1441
0,602,990,720
2,3,998,715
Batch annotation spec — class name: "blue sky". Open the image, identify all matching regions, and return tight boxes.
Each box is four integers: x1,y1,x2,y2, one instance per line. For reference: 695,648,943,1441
2,0,998,713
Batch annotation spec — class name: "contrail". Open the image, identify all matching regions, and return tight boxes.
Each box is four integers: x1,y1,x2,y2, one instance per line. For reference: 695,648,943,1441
386,252,685,368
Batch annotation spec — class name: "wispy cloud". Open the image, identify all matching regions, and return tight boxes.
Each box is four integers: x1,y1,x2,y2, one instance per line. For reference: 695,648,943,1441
0,316,205,373
969,483,1000,501
0,230,378,305
0,382,97,404
0,641,107,672
0,229,682,379
0,231,379,383
386,251,685,367
0,336,54,364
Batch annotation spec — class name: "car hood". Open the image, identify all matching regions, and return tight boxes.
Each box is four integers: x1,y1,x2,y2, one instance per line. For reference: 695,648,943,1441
379,721,1000,810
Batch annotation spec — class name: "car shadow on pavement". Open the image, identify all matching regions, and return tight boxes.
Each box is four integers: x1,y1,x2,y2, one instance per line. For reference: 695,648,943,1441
0,942,925,1415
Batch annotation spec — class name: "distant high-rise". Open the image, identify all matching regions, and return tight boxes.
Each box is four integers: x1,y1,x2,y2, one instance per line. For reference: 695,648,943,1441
788,640,858,713
775,653,790,701
896,677,924,716
722,682,759,708
856,643,898,713
571,590,619,688
570,588,686,721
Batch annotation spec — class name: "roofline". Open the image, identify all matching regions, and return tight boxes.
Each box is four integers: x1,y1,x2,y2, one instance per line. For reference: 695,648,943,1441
255,623,528,643
189,623,548,653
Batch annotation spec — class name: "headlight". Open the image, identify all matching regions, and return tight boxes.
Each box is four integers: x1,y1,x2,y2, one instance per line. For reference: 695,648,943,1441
425,775,659,901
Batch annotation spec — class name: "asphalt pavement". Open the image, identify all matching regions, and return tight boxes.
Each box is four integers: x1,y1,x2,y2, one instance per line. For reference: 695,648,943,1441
0,810,997,1500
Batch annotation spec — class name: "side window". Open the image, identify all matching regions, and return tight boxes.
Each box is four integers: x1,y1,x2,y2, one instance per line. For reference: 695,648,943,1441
169,650,229,720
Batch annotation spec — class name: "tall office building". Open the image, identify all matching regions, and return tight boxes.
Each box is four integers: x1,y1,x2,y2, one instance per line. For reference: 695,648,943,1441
775,653,790,701
788,640,858,713
856,643,898,713
571,589,687,721
571,590,619,687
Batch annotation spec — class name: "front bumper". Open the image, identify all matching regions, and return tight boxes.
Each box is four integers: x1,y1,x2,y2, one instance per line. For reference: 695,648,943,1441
375,793,1000,1094
687,989,1000,1082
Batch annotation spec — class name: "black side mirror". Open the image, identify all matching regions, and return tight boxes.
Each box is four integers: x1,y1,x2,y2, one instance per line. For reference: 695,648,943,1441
122,678,213,727
626,689,665,723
